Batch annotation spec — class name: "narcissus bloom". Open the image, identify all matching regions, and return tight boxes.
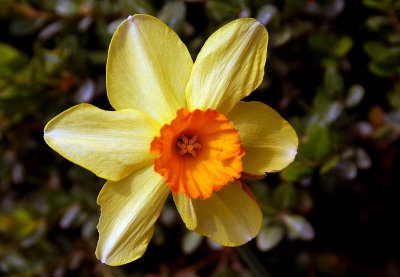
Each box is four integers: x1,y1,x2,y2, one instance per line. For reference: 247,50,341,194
44,14,298,265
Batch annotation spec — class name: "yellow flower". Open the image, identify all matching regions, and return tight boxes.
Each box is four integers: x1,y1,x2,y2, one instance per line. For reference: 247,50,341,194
44,14,298,266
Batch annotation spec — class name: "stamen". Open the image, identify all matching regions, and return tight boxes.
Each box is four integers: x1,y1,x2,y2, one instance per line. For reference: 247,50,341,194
176,135,201,157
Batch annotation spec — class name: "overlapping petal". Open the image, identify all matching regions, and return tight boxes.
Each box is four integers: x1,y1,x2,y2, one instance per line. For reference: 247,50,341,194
107,14,193,124
44,103,159,181
228,101,298,175
96,166,170,266
186,18,268,115
174,182,262,246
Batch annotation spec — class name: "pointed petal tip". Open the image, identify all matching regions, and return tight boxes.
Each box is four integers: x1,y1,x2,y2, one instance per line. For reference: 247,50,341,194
101,256,106,264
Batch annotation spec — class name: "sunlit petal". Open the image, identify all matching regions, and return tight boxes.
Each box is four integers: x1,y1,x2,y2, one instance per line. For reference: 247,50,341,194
173,193,197,230
186,18,268,115
96,166,170,265
174,182,262,246
229,101,298,174
44,103,159,181
107,14,193,124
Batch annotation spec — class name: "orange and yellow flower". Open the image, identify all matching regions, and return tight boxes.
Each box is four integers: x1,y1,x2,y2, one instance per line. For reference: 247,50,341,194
44,14,298,266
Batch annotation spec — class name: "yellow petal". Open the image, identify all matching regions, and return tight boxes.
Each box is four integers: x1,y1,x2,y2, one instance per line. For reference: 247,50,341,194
186,18,268,115
95,166,170,266
107,14,193,124
228,101,298,174
174,182,262,246
173,193,197,229
44,103,159,181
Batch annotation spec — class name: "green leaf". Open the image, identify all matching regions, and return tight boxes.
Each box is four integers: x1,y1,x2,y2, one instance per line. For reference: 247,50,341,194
365,15,392,31
303,124,332,161
182,231,203,254
206,1,238,22
364,41,389,61
256,4,279,26
345,84,365,108
388,85,400,109
9,18,47,36
271,26,292,47
308,31,337,53
369,60,399,77
123,0,156,15
158,1,186,32
0,43,23,64
323,66,344,96
319,155,340,175
333,36,353,57
281,214,314,240
273,183,298,210
280,160,314,182
256,222,284,251
363,0,391,11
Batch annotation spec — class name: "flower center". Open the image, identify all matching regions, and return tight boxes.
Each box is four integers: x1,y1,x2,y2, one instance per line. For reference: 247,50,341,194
176,135,201,157
150,108,244,199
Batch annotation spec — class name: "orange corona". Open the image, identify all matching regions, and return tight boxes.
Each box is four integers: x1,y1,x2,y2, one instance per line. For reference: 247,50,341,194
150,108,244,199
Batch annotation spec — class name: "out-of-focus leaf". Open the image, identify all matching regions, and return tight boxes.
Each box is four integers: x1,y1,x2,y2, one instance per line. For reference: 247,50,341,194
74,79,95,103
281,214,315,240
0,43,25,65
59,203,81,229
363,0,390,11
364,41,386,60
55,0,79,16
81,217,97,239
206,1,238,22
78,16,93,32
256,222,284,251
388,86,400,109
158,1,186,32
319,101,344,124
123,0,156,15
323,66,344,96
320,155,340,174
9,17,47,36
0,0,13,18
365,15,392,31
207,238,223,250
38,21,64,41
333,36,353,57
280,160,314,182
271,26,292,47
355,147,372,169
388,33,400,44
273,183,297,210
302,124,332,161
256,4,279,26
337,160,358,180
346,84,365,108
322,0,345,18
309,31,352,58
369,60,400,77
285,0,308,13
182,231,203,254
308,31,336,53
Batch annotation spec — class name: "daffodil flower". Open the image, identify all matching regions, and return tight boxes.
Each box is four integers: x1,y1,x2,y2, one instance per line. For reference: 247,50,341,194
44,14,298,266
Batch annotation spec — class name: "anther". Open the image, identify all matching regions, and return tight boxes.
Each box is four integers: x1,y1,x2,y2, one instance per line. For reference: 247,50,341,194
176,135,201,157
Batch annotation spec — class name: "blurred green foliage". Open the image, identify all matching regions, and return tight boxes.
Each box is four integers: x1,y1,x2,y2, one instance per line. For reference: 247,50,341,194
1,0,400,276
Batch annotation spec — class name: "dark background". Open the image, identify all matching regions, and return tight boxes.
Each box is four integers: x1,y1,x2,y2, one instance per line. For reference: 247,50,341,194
1,0,400,276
